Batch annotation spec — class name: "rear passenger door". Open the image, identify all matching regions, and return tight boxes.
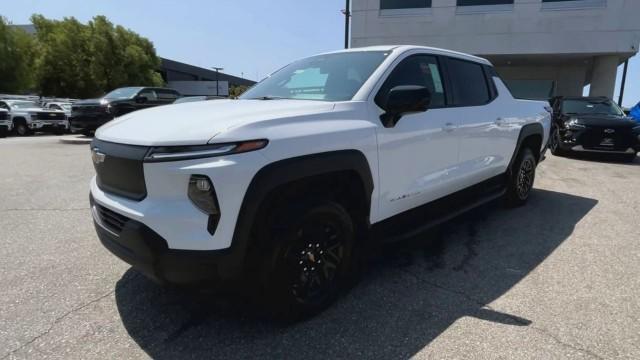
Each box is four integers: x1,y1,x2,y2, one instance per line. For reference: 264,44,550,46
374,53,462,220
445,57,516,185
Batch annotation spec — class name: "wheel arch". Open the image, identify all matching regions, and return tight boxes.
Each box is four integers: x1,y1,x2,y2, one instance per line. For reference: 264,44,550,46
230,150,374,264
508,123,544,173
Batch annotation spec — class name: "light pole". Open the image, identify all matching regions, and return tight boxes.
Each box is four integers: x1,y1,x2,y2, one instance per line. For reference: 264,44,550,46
342,0,351,49
212,67,224,96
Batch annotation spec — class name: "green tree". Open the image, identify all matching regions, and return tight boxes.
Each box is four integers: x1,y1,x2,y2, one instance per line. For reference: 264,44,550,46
31,15,99,98
31,14,163,98
229,85,249,98
0,17,36,93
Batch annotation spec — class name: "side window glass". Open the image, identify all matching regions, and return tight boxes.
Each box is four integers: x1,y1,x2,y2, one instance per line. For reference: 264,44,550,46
156,90,179,101
447,58,490,106
0,102,8,110
138,89,158,101
376,55,446,108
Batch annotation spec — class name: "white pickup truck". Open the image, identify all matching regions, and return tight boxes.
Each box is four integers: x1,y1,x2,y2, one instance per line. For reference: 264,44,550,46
90,46,550,318
0,109,10,137
0,99,67,136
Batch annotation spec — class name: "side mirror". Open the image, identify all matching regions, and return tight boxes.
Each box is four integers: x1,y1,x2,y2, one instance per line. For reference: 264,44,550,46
135,95,148,103
380,85,431,128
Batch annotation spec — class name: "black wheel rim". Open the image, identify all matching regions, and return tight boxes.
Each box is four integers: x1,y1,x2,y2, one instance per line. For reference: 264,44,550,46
284,217,345,304
550,129,559,152
516,158,534,200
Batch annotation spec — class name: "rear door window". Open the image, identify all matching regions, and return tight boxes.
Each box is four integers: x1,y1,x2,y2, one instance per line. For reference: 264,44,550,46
447,58,490,106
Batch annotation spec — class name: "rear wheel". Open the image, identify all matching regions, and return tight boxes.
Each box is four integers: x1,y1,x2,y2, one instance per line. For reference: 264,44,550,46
261,200,355,320
505,147,536,207
81,129,93,137
0,128,7,138
621,153,637,163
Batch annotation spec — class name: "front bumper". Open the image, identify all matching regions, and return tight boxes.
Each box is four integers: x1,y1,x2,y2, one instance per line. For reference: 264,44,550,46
557,128,639,154
30,120,68,131
91,195,244,286
69,115,114,131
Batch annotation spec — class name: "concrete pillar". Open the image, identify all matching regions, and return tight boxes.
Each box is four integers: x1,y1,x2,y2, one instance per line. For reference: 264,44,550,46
589,55,619,98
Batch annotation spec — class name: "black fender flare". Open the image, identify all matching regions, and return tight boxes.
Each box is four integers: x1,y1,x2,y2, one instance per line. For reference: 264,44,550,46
229,150,374,268
508,122,545,174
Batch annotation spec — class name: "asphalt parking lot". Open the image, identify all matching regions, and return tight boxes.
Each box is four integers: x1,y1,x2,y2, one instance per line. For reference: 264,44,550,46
1,135,639,359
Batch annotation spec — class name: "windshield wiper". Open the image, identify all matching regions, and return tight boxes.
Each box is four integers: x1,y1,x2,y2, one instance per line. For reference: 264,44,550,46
249,96,286,100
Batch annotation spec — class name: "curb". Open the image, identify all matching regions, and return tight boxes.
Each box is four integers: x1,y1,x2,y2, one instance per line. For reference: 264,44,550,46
59,136,92,145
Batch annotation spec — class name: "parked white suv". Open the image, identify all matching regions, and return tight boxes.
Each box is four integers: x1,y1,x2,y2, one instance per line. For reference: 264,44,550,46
0,109,10,137
0,99,67,136
90,46,550,318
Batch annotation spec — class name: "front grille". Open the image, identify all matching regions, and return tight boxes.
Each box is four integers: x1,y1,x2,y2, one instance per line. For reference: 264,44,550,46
579,126,635,151
0,112,8,121
72,105,107,115
92,139,149,201
36,112,66,121
96,204,130,234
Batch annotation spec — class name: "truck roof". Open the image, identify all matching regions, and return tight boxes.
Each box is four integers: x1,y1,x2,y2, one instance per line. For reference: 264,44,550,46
321,45,492,66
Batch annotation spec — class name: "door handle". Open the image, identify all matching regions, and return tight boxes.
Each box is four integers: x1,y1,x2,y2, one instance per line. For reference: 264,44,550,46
495,117,507,126
443,122,456,132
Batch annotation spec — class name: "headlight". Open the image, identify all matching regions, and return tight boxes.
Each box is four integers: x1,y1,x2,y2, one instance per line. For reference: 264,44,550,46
564,118,585,129
188,175,220,235
144,139,268,162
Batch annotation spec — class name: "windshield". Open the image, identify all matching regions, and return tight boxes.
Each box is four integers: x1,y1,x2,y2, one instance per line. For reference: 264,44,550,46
240,51,390,102
10,101,39,109
562,99,624,116
104,87,142,100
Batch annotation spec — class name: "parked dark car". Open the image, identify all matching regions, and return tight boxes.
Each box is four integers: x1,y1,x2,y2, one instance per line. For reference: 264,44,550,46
548,96,640,162
69,87,181,136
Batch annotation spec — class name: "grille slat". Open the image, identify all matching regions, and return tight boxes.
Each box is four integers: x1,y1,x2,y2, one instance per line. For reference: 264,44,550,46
96,204,129,234
35,112,66,121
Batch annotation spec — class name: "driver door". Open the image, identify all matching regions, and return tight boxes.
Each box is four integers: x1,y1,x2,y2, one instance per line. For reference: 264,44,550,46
374,54,462,220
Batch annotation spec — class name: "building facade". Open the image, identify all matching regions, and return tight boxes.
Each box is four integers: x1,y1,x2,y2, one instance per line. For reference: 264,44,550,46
351,0,640,99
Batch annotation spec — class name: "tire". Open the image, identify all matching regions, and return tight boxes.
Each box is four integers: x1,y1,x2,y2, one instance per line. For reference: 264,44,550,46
81,129,93,137
0,128,6,138
505,147,536,207
14,121,31,137
260,200,355,320
53,129,64,135
549,126,565,156
621,153,637,163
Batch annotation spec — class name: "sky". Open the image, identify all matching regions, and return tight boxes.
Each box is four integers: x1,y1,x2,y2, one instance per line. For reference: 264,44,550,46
2,0,639,107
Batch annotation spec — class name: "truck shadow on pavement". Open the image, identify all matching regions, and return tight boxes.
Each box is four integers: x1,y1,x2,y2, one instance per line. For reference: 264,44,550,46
114,189,597,359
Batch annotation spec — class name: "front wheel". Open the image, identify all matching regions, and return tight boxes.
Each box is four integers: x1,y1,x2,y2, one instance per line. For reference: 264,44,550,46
262,200,355,320
505,147,537,207
549,126,566,156
621,153,637,163
14,122,31,137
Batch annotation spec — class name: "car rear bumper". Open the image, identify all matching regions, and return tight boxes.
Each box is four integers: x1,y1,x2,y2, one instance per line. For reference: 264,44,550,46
91,195,244,287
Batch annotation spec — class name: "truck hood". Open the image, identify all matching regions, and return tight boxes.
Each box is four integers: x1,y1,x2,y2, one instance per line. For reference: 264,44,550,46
95,99,336,146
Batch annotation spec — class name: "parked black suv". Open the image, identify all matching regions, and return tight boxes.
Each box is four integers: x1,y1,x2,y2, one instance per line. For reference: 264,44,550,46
549,96,640,162
69,87,181,135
